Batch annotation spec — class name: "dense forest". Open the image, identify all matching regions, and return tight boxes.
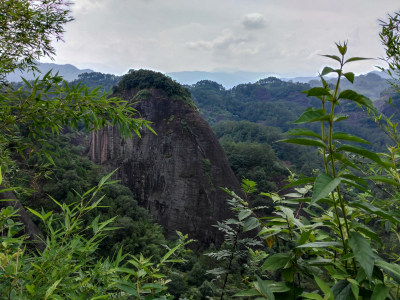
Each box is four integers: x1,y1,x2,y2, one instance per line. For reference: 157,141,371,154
2,1,400,299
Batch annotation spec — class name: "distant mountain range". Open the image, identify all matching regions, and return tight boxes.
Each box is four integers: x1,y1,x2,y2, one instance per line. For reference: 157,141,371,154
7,63,391,96
6,63,93,82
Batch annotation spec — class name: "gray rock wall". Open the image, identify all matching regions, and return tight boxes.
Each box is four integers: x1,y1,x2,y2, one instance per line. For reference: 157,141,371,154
89,88,242,245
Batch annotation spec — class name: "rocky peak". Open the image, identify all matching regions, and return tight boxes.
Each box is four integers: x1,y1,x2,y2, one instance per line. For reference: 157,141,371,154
89,70,242,246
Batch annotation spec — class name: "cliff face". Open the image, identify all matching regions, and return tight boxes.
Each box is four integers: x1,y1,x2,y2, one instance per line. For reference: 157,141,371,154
89,71,242,245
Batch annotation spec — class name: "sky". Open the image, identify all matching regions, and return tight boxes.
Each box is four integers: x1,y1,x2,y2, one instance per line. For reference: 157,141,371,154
46,0,400,77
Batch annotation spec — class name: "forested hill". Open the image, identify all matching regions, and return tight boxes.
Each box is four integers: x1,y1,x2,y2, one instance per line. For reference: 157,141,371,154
70,71,395,181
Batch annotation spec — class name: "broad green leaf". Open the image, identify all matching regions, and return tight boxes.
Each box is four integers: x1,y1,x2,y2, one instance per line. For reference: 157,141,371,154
280,138,327,148
332,280,351,300
304,87,331,97
321,66,336,76
349,201,398,224
262,253,292,271
348,232,375,280
336,145,389,168
285,128,321,139
371,284,389,300
344,57,371,64
311,174,341,205
375,260,400,284
293,108,326,124
297,241,342,248
234,289,260,297
302,293,323,300
366,175,400,187
282,177,315,190
314,275,333,299
343,72,355,83
243,217,259,232
333,114,349,122
238,209,252,221
254,276,275,300
338,90,374,109
115,281,139,297
332,132,370,144
347,278,359,300
351,223,382,244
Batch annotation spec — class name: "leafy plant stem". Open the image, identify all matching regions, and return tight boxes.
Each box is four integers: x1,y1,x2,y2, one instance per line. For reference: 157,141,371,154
220,231,239,300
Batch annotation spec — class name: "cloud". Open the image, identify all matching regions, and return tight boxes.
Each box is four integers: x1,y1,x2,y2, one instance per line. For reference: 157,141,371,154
187,30,251,51
242,13,266,30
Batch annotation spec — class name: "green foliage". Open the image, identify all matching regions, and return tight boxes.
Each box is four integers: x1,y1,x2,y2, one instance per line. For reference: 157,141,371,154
214,43,400,299
0,174,191,299
0,0,73,82
114,69,195,108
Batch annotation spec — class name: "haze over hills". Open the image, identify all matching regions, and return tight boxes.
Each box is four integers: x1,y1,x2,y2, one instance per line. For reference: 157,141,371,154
7,63,390,97
6,62,93,82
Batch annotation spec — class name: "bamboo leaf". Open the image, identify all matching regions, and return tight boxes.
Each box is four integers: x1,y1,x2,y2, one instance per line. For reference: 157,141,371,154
311,174,342,205
348,232,375,280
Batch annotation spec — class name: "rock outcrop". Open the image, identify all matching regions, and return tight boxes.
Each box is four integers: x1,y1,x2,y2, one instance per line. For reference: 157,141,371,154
89,70,242,245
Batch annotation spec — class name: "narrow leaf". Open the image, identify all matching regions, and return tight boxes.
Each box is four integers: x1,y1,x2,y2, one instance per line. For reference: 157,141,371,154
280,138,327,148
332,132,370,144
297,241,342,248
344,57,371,64
321,54,341,63
285,128,321,139
375,260,400,284
336,145,389,168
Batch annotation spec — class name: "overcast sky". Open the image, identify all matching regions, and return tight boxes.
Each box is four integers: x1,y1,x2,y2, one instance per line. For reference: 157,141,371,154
46,0,400,77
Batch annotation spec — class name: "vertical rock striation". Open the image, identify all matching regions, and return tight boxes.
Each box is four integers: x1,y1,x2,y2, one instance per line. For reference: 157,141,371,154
89,70,242,245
